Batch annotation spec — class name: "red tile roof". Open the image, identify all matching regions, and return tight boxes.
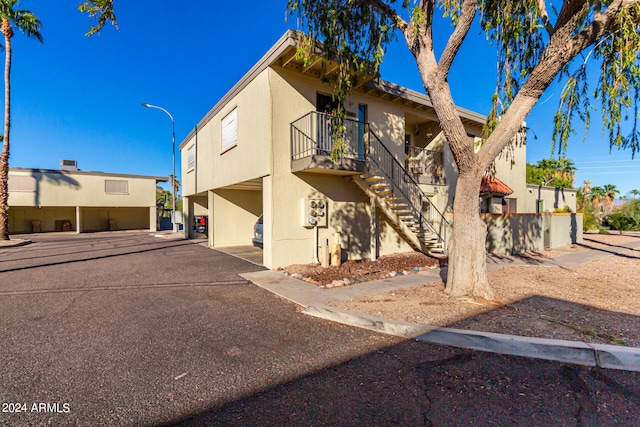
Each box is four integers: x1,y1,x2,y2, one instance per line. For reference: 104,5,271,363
481,176,514,196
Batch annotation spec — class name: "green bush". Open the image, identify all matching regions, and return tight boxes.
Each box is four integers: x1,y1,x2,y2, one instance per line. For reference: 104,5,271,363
580,204,600,231
553,206,573,213
604,199,640,232
605,212,637,232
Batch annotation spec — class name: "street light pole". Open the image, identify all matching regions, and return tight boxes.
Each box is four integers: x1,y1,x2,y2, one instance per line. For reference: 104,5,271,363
142,103,177,233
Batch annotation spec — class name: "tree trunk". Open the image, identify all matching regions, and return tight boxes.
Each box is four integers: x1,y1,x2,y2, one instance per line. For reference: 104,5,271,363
445,172,494,299
0,23,12,240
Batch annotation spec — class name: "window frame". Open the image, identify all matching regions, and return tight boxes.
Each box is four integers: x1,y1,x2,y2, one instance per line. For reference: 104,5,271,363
221,107,238,153
105,179,129,195
187,144,196,171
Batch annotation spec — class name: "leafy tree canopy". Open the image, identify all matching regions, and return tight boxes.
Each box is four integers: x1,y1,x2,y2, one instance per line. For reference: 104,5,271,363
77,0,117,36
526,157,576,188
287,0,640,158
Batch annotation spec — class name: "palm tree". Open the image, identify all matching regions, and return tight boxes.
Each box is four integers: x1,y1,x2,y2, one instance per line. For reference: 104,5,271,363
581,180,592,210
555,157,576,187
0,0,42,240
629,189,640,201
602,184,619,215
590,186,605,213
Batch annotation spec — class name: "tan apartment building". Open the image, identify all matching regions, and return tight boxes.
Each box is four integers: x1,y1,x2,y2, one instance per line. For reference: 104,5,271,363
180,31,581,268
8,164,167,234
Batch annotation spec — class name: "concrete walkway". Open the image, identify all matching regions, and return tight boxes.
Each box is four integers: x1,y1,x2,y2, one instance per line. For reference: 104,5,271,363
241,237,640,372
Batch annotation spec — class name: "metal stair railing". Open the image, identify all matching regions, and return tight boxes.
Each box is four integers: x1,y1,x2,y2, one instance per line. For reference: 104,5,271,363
291,111,364,161
290,111,448,250
367,129,449,250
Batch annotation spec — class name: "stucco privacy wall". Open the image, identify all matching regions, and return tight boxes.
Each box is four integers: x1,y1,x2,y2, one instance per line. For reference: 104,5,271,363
524,185,578,213
483,213,583,254
8,168,163,233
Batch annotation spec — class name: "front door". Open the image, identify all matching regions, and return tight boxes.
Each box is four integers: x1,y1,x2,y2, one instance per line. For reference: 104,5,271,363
357,104,367,160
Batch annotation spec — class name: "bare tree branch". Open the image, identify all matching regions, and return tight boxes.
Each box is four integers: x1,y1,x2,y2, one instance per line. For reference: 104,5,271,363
438,0,478,79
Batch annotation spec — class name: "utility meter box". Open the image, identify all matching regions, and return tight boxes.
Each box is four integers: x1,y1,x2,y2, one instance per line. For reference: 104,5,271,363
303,198,328,228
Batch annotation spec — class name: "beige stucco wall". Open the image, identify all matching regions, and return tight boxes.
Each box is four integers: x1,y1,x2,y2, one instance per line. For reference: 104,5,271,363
8,169,158,207
181,71,272,197
8,169,160,234
483,213,583,254
211,189,262,247
524,184,577,213
178,54,535,268
266,67,417,268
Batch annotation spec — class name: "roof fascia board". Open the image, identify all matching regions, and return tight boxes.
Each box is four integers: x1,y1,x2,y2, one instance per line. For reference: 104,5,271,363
9,167,168,182
364,79,487,125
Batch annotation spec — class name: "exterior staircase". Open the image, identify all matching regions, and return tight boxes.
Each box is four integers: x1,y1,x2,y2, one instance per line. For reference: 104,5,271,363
353,170,446,257
351,127,447,257
290,111,448,257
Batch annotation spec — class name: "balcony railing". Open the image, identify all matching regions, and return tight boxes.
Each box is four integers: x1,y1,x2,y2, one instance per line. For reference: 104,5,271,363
291,111,366,162
405,145,445,184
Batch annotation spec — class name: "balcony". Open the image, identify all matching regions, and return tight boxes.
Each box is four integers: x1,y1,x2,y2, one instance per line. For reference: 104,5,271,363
404,145,446,185
290,112,367,175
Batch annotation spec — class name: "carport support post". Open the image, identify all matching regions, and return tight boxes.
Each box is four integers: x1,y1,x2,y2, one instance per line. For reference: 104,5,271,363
149,207,157,232
183,196,191,239
370,197,378,261
75,206,83,233
208,190,215,247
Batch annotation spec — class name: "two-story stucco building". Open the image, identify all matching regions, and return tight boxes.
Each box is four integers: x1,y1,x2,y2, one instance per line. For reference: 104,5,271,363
180,31,580,268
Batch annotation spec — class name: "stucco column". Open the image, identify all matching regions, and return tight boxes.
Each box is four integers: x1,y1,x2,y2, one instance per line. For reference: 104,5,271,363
370,197,378,261
207,190,215,247
263,175,273,269
149,206,157,232
75,206,83,233
183,196,192,239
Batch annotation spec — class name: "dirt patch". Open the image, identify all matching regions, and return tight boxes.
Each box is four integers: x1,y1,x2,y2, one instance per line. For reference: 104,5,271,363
283,252,441,287
285,233,640,347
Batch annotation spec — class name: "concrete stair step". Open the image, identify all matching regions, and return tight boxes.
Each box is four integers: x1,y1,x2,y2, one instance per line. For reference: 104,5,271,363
370,183,391,190
363,176,385,183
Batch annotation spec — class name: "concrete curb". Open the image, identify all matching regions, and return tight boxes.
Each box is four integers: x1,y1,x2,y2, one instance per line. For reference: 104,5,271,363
0,239,32,248
303,305,640,372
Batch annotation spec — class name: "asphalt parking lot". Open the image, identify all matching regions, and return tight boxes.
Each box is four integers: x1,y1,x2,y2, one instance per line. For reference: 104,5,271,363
1,232,639,426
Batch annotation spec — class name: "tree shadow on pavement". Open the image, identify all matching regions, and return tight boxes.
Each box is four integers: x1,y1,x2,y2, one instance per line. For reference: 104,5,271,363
160,339,640,427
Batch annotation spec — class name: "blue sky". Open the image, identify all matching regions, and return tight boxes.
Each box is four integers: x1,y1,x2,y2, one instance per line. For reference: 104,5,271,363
7,1,638,197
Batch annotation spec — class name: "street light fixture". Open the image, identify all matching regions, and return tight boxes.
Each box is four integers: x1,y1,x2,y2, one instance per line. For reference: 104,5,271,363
141,103,178,233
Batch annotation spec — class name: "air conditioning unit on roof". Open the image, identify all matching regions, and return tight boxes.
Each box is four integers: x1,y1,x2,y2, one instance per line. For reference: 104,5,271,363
60,159,78,171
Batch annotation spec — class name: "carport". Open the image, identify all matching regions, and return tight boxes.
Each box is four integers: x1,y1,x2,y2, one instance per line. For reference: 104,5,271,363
184,178,263,263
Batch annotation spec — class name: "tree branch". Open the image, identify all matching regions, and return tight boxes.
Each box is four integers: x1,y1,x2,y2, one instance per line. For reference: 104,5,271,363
438,0,477,78
360,0,409,32
536,0,554,36
568,0,638,58
477,0,640,167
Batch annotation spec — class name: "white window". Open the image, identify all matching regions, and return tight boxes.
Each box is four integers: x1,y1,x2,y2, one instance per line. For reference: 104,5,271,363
8,175,37,192
187,145,196,170
221,107,238,152
105,179,129,194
